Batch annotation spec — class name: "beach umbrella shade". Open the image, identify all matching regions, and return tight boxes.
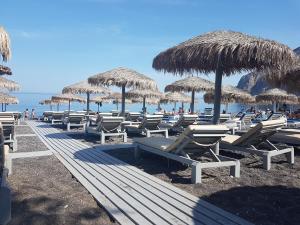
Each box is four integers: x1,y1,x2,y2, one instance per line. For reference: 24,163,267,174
160,92,192,111
91,95,111,112
62,80,110,115
52,93,86,112
0,65,12,75
164,76,214,113
88,67,158,115
0,26,11,62
153,30,297,124
0,77,20,91
125,88,163,113
102,92,132,110
39,99,57,111
0,92,18,111
256,88,298,111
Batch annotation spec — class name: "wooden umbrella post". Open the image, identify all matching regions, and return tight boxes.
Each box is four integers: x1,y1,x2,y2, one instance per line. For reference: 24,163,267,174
142,96,146,114
68,100,71,114
213,66,223,124
121,84,126,116
86,92,90,115
190,90,195,114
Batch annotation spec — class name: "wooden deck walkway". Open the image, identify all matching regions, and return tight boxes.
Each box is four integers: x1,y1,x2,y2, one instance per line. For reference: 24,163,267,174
27,121,252,225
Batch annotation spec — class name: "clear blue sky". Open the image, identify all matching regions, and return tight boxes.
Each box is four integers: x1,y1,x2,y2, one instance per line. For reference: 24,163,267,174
2,0,300,93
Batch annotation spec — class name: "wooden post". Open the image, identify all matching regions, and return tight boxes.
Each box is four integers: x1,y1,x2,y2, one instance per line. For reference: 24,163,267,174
181,102,184,111
97,103,100,112
4,103,7,112
213,66,223,124
174,102,177,111
1,103,3,112
225,103,228,113
142,96,146,114
121,84,126,116
50,105,52,111
272,102,276,112
190,90,195,114
68,100,71,113
87,92,90,115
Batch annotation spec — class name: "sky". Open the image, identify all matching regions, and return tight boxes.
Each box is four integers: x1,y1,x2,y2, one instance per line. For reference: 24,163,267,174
1,0,300,93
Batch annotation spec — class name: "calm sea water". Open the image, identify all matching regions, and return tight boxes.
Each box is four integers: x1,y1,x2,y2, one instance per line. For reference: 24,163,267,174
7,92,244,117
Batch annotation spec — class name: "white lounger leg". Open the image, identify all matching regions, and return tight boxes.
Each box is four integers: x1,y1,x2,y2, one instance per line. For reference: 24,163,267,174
101,131,105,144
123,132,127,143
263,154,271,170
230,160,240,178
286,149,294,164
67,123,70,131
191,162,201,184
164,129,168,138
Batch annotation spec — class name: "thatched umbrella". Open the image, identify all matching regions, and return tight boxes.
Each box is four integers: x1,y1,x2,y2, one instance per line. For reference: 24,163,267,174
153,30,297,124
0,92,18,111
0,77,20,91
62,80,110,114
164,76,214,113
125,88,163,113
90,95,111,112
132,97,159,105
101,92,132,110
39,99,56,111
0,26,11,62
0,65,12,75
160,92,192,111
52,94,86,112
256,88,298,111
88,67,158,115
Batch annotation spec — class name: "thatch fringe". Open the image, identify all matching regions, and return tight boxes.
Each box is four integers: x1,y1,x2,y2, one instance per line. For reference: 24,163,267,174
131,97,159,105
62,80,110,94
0,77,20,91
125,88,163,99
0,92,18,104
0,26,11,62
165,76,214,93
52,94,86,103
88,67,158,90
0,65,12,75
153,30,297,76
256,88,298,103
160,92,191,103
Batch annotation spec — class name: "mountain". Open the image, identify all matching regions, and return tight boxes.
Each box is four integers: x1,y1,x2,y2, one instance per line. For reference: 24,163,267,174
237,47,300,95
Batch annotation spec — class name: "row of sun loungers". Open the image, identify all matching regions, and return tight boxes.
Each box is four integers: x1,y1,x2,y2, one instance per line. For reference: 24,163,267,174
0,112,19,151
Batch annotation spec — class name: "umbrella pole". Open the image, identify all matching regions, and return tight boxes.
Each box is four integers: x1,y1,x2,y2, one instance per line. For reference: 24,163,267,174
181,102,184,111
97,103,100,112
121,84,126,116
50,105,52,111
57,104,59,111
174,102,177,111
213,66,223,124
190,90,195,114
225,103,228,113
272,102,276,112
68,100,71,114
87,92,90,115
142,97,146,114
116,102,119,110
1,103,3,112
4,104,6,112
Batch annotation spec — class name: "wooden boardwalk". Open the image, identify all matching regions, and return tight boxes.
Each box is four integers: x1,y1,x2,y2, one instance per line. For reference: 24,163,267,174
27,121,252,225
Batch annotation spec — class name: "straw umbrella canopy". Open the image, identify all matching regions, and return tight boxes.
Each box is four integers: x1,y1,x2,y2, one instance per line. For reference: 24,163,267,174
0,65,12,75
88,67,158,115
256,88,298,112
0,92,18,104
101,92,132,110
125,88,163,113
39,99,57,111
0,26,11,62
164,76,214,113
153,30,297,124
132,97,159,105
52,94,86,112
62,80,110,114
90,95,111,112
0,77,20,91
160,92,192,111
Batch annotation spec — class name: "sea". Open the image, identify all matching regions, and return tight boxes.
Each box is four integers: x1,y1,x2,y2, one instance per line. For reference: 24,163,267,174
7,92,245,117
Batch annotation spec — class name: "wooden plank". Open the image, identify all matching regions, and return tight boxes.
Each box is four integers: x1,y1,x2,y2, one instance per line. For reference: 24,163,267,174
9,150,53,159
27,121,252,225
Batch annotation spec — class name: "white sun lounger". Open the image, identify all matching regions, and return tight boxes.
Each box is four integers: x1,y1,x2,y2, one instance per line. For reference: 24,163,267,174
134,125,240,183
125,112,141,122
161,114,198,132
125,115,168,137
0,117,17,151
221,119,294,170
63,113,86,131
51,112,64,124
86,116,127,144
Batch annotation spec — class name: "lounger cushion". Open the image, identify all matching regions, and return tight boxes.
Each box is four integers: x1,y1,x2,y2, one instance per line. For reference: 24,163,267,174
280,129,300,134
135,137,174,151
221,135,240,145
125,124,140,129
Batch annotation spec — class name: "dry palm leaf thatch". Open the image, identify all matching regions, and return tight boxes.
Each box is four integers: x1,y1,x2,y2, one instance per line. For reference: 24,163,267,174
131,97,159,105
153,30,296,123
88,67,158,90
0,92,18,104
39,99,53,105
256,88,298,103
91,95,111,104
62,80,110,94
153,30,297,76
164,76,214,93
204,92,234,104
51,94,86,103
0,65,12,75
0,26,11,62
0,77,20,91
125,88,163,99
160,92,191,103
222,85,255,103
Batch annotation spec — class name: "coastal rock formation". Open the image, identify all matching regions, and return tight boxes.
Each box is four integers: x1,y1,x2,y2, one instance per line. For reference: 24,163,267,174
237,47,300,95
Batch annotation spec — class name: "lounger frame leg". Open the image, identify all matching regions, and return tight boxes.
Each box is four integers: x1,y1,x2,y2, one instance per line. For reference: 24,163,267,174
67,123,70,131
191,162,201,184
286,149,294,164
263,154,271,170
100,131,105,144
146,130,150,137
230,160,240,178
123,132,127,143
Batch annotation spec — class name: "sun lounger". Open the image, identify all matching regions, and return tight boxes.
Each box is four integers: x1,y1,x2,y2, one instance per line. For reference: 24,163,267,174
63,113,86,131
51,112,64,124
161,114,198,132
268,112,285,121
0,112,21,125
134,125,240,183
125,115,168,137
219,113,231,123
0,117,17,151
286,119,300,128
125,112,141,122
220,119,294,170
269,128,300,146
86,116,127,144
42,111,54,122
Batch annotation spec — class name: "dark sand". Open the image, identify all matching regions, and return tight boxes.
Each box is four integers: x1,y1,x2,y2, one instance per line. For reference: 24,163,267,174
7,125,115,225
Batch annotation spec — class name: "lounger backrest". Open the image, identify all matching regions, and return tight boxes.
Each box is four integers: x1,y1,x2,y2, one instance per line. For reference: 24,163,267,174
240,113,255,125
167,125,229,152
126,112,141,122
99,113,113,117
139,115,163,130
98,116,124,133
68,114,85,123
173,114,198,128
111,110,120,117
219,114,231,123
232,119,286,146
43,111,53,117
52,112,64,119
204,108,213,115
0,112,14,118
268,112,284,120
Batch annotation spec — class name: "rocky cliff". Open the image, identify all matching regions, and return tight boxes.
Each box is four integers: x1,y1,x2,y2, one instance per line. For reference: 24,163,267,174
237,47,299,95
